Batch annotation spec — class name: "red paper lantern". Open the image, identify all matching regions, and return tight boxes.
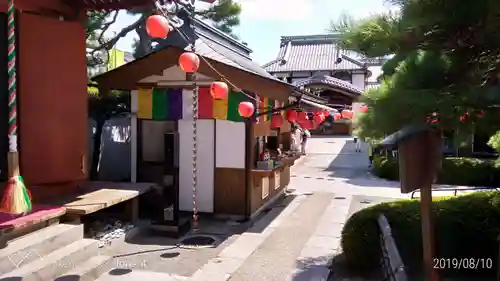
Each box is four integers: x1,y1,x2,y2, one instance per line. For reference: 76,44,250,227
297,111,308,122
460,112,468,122
360,105,368,113
179,52,200,73
307,120,315,130
298,121,309,130
286,110,297,122
313,114,324,124
210,81,228,100
238,101,254,118
333,113,341,121
341,109,353,119
323,110,330,117
146,15,170,39
270,114,283,128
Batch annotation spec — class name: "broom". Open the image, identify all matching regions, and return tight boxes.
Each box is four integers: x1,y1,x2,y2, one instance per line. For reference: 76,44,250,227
0,0,32,214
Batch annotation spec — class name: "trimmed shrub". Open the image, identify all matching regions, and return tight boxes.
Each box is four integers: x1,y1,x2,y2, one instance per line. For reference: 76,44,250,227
341,191,500,277
372,155,500,187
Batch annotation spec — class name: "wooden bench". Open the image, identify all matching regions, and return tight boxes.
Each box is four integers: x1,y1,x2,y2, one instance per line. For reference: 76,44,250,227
0,205,66,247
58,181,159,222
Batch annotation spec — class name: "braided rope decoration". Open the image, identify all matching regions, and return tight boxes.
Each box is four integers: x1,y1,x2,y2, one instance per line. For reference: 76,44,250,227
7,0,17,152
189,4,199,232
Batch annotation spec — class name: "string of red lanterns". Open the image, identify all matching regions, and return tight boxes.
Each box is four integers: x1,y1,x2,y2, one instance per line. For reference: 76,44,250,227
146,14,362,121
341,109,353,119
146,14,237,114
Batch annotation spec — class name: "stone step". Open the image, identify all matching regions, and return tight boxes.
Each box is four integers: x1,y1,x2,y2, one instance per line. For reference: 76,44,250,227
0,238,99,281
0,222,83,274
96,269,188,281
55,255,113,281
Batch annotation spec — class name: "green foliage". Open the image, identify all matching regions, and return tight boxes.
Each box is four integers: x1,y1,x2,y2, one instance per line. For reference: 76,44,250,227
86,1,243,66
341,191,500,277
334,0,500,140
197,0,242,37
488,131,500,153
372,155,500,186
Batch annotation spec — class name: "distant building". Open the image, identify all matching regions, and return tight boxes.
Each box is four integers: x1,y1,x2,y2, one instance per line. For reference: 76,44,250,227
263,34,386,134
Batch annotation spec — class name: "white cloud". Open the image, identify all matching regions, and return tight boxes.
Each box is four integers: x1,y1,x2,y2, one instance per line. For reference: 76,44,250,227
237,0,314,20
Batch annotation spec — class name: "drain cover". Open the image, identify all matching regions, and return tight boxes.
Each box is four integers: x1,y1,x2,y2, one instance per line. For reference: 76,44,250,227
180,235,216,247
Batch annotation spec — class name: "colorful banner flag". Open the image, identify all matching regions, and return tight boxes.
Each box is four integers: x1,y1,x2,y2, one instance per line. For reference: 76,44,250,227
138,88,182,120
137,88,153,119
227,91,250,122
137,87,266,122
166,88,183,120
213,98,228,120
198,87,213,119
258,95,267,123
151,88,167,120
266,97,273,121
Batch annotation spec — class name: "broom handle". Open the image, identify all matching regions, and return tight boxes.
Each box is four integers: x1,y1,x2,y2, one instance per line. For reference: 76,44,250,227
7,0,17,153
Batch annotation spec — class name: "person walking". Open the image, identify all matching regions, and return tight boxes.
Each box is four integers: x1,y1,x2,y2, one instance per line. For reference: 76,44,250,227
290,123,301,153
301,128,310,155
368,141,374,167
353,135,361,152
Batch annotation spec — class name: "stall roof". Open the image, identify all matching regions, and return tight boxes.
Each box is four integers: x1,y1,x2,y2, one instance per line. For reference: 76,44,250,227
92,41,299,101
301,96,338,113
379,125,430,149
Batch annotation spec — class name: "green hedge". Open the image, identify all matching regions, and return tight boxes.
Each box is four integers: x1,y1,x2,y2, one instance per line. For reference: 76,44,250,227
372,155,500,186
341,191,500,277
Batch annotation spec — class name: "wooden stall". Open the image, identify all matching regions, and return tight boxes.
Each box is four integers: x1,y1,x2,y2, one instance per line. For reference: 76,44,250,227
93,42,305,220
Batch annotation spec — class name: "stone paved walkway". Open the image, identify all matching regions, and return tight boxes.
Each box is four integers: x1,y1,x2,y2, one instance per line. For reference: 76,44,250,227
228,192,334,281
97,136,489,281
186,137,404,281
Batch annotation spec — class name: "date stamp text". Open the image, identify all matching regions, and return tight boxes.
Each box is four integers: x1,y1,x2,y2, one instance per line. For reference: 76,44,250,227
433,258,493,270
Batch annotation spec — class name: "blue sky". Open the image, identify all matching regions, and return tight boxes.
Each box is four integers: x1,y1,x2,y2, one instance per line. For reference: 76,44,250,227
108,0,395,65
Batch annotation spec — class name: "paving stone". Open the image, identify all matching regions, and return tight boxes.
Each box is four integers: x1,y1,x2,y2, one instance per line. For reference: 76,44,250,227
305,235,341,250
313,223,344,238
218,233,266,259
227,193,334,281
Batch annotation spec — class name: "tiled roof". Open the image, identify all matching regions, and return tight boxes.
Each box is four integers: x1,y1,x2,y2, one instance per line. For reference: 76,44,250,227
195,36,280,82
193,18,252,59
293,74,363,95
153,18,286,85
263,34,366,73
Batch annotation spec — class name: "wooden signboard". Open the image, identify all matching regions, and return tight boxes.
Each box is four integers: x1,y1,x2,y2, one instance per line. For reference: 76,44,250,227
398,130,441,194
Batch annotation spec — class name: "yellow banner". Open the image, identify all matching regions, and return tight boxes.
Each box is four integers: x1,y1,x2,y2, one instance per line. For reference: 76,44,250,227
137,88,153,119
213,98,228,120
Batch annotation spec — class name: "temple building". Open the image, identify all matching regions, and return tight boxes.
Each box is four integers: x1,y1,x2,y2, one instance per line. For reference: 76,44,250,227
264,34,385,134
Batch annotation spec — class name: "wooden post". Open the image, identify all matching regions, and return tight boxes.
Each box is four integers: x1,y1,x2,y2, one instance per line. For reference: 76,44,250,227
421,131,441,281
420,185,439,281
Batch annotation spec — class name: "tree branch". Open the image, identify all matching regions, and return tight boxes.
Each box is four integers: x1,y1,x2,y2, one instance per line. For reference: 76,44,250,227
87,14,146,66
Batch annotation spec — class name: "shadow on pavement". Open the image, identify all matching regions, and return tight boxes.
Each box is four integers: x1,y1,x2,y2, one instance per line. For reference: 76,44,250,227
291,253,381,281
322,139,400,189
246,193,298,234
